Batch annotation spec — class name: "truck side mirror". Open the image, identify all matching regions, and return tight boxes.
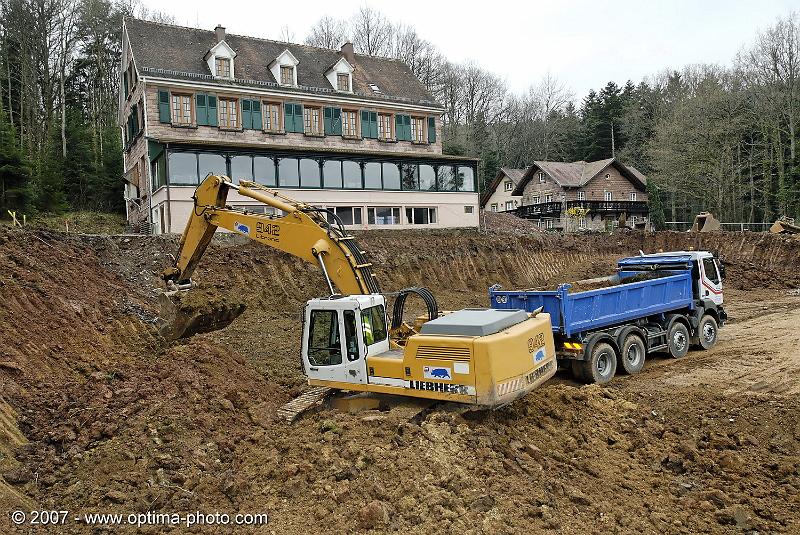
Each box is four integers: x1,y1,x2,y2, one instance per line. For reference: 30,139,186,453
717,261,726,280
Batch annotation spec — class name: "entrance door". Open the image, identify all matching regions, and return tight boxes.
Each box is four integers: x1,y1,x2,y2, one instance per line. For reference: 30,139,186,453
303,306,366,384
699,256,723,305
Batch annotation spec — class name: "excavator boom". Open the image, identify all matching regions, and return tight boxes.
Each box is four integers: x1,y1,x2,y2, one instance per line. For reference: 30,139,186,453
159,175,381,339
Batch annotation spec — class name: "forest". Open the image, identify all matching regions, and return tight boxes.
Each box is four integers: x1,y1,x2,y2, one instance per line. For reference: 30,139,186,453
0,2,798,227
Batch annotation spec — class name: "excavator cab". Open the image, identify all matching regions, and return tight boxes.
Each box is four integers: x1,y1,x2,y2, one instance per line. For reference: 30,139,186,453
301,294,389,386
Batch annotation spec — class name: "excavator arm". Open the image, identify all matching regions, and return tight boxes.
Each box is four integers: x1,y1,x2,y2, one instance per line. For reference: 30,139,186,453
159,174,381,339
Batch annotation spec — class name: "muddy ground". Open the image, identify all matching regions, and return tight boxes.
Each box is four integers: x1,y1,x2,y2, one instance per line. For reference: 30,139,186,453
0,226,799,534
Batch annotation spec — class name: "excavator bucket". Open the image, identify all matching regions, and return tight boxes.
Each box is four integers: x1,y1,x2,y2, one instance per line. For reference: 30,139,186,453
769,218,800,234
157,288,246,341
690,212,721,232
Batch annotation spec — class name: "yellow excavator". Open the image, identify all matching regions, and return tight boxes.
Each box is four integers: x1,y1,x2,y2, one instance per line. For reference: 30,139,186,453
159,174,556,408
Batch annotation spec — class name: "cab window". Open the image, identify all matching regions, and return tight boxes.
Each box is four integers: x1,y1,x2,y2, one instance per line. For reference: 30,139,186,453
308,310,342,366
702,257,720,284
343,310,359,361
361,305,388,346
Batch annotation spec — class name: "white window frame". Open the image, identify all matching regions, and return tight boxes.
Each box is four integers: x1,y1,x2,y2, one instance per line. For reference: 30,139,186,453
504,181,513,191
505,200,515,211
629,192,637,201
490,203,498,212
577,190,585,201
538,172,545,183
605,191,613,201
545,193,553,203
579,217,587,229
532,196,540,204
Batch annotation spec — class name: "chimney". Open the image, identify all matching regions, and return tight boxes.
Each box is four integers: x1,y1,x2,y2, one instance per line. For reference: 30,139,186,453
215,25,226,42
340,41,354,64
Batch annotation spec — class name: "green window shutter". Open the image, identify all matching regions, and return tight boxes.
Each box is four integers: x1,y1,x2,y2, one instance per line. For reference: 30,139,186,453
361,110,370,138
405,115,412,140
284,103,293,132
251,100,262,130
395,115,403,140
158,90,170,123
242,99,252,129
123,73,129,97
333,108,342,135
428,117,436,143
294,104,303,133
323,107,333,135
370,112,378,139
208,95,218,126
196,94,207,125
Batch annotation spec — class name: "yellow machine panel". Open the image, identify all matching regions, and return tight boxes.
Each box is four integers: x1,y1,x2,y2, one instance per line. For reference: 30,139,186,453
362,312,557,408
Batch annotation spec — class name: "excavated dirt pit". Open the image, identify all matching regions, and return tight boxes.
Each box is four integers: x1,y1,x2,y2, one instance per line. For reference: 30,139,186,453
1,227,799,533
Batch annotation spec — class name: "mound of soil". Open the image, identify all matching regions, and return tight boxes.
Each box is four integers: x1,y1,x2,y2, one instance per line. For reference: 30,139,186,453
1,226,799,533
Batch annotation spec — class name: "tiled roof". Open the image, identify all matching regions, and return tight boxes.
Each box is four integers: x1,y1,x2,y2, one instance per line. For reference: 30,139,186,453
480,167,527,206
124,18,441,108
512,158,647,195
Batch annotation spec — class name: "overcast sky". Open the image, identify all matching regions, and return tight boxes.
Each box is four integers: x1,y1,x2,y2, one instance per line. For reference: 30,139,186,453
140,0,798,99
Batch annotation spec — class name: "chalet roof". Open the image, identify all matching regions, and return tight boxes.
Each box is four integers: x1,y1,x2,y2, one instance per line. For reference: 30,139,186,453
512,158,647,195
480,167,526,207
124,18,441,108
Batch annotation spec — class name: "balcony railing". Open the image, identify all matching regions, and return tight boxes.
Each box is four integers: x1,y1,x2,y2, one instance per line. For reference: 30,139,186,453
514,200,649,219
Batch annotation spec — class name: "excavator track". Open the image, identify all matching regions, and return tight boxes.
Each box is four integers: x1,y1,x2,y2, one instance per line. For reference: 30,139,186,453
277,386,334,422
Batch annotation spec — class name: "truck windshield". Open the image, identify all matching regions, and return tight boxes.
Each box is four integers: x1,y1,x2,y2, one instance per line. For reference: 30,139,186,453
361,305,388,346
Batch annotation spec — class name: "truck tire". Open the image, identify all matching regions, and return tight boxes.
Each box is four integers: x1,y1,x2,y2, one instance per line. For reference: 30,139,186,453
619,333,646,374
697,315,718,350
668,321,690,358
579,342,617,384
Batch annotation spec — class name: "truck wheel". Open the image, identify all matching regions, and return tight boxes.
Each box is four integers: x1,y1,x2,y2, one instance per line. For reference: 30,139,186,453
580,342,617,384
697,315,718,350
668,321,690,358
619,334,646,374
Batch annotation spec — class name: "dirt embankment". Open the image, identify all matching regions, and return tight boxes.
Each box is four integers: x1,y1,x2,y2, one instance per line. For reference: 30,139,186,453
0,227,798,533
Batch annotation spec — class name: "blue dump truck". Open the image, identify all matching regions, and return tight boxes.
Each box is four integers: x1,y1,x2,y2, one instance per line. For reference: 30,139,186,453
490,251,727,384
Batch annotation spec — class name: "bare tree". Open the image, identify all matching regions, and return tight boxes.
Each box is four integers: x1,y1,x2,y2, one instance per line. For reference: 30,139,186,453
305,16,347,49
350,5,392,56
278,24,295,44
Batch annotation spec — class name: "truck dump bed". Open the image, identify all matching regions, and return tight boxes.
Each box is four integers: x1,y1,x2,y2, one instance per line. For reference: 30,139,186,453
490,255,695,337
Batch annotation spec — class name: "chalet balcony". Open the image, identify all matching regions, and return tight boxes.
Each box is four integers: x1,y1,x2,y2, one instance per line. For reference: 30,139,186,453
514,200,649,219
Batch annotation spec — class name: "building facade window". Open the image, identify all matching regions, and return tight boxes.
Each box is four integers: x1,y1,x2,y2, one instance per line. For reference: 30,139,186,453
343,160,362,188
215,57,231,78
364,162,382,189
337,73,350,91
327,206,362,225
579,217,587,229
280,65,294,85
304,107,322,135
323,160,343,188
382,163,401,189
300,158,321,187
171,93,192,124
532,196,540,204
605,191,613,201
545,193,553,203
405,207,437,224
538,172,545,183
377,113,393,140
629,192,637,201
263,103,281,132
411,117,426,143
342,110,358,137
546,219,554,229
368,207,401,225
419,165,436,191
505,200,514,211
577,190,585,200
490,204,498,212
504,181,513,191
254,156,276,186
218,98,239,128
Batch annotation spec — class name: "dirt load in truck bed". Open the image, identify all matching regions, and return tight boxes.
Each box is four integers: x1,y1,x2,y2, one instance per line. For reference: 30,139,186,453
0,226,799,533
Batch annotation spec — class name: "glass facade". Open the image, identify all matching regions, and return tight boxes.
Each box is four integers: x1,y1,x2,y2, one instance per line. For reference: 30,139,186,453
161,149,477,192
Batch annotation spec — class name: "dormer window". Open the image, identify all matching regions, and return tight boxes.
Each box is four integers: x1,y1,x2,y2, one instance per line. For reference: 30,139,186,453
215,57,231,78
280,65,294,85
337,73,350,92
504,181,513,192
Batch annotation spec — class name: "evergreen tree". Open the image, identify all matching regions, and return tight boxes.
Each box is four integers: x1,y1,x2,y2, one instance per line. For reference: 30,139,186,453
0,103,32,217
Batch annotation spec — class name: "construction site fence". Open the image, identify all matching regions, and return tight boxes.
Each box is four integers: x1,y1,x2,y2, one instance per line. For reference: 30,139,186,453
663,221,774,232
